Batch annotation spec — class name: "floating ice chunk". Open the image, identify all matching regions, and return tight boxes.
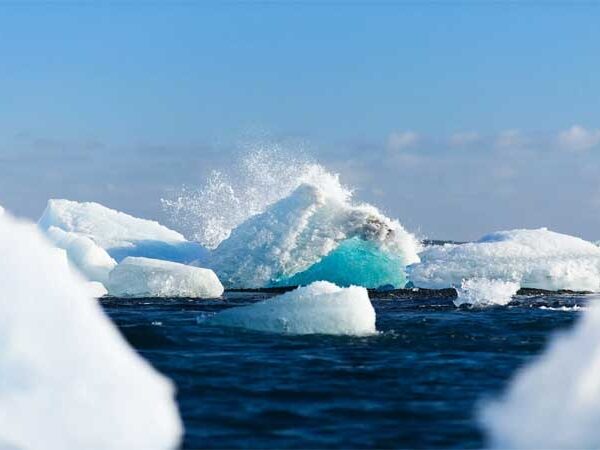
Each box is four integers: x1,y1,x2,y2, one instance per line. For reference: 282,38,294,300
209,183,420,288
108,256,224,298
39,199,207,263
210,281,376,335
454,278,519,307
45,226,117,284
87,281,108,297
481,303,600,449
0,211,182,449
408,228,600,291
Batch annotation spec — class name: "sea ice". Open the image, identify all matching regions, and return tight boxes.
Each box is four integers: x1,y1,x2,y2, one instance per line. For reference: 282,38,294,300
210,281,376,335
45,226,117,284
0,210,182,449
209,183,420,288
39,199,207,263
454,278,520,307
481,303,600,448
87,280,109,297
408,228,600,292
108,256,224,298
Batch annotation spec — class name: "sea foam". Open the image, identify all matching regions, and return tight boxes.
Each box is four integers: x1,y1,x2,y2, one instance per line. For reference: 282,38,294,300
0,209,182,449
454,278,519,307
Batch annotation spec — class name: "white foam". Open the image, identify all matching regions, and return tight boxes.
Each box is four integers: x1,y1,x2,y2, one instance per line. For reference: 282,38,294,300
409,228,600,291
108,256,224,298
0,211,182,449
209,183,420,288
39,199,207,263
210,281,377,335
454,278,519,307
162,147,345,249
481,302,600,449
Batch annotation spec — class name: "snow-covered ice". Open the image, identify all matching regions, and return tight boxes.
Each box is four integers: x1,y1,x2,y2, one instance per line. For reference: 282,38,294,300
86,280,109,297
481,301,600,449
454,278,520,307
45,226,117,284
39,199,207,263
0,210,182,449
409,228,600,291
108,256,224,298
210,281,376,335
209,183,420,288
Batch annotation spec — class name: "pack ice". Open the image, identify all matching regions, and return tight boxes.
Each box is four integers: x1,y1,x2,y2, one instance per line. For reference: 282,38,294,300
408,228,600,292
209,183,420,288
108,257,224,298
0,209,182,450
39,199,207,263
210,281,377,335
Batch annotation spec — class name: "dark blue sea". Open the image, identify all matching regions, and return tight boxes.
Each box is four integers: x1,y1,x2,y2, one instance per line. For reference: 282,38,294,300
102,292,589,449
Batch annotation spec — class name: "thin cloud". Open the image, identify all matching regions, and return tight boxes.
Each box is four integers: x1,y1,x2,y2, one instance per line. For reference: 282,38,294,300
449,131,480,147
557,125,600,152
386,130,420,152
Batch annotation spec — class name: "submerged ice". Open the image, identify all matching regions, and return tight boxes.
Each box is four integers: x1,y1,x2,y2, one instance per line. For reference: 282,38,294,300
0,209,182,449
108,257,224,298
409,228,600,292
210,281,376,335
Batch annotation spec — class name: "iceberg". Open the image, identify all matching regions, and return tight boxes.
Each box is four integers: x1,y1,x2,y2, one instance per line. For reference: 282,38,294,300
45,226,117,284
0,209,182,449
39,199,207,263
210,281,377,335
481,303,600,449
108,256,224,298
408,228,600,292
209,184,420,288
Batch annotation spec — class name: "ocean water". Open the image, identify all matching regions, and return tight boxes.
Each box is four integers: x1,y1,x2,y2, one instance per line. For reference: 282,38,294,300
102,292,588,449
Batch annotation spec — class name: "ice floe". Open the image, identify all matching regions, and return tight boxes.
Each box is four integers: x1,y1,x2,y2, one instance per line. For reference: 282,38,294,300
39,199,207,263
108,256,224,298
210,281,376,335
481,302,600,448
45,226,117,284
0,209,182,449
409,228,600,292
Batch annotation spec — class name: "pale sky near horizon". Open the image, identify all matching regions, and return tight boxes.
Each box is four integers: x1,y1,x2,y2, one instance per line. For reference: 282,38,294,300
1,1,600,241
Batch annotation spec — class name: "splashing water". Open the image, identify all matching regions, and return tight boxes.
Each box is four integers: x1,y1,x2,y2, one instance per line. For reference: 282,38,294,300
162,145,420,288
161,146,347,249
454,278,520,307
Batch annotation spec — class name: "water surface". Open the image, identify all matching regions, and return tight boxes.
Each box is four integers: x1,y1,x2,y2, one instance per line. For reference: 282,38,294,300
102,292,589,449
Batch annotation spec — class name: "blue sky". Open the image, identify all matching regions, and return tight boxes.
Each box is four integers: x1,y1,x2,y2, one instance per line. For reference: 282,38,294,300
1,1,600,240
